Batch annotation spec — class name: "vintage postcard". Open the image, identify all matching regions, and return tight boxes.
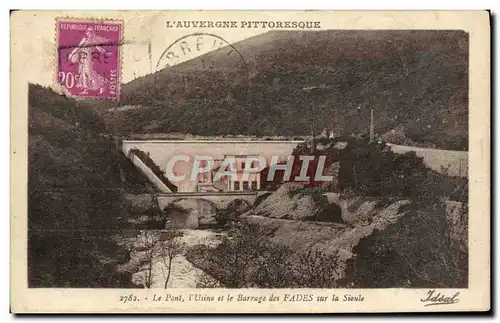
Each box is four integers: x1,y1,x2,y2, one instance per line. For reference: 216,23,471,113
10,11,490,313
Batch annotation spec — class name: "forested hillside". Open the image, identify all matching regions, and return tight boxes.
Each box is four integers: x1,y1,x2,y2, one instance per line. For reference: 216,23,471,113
28,84,149,287
100,30,468,150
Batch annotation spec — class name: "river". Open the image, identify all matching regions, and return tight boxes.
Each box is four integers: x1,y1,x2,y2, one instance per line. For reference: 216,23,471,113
131,229,225,288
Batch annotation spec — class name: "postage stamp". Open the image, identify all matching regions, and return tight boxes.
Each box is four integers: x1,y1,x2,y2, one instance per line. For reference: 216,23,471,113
56,18,122,100
10,11,490,314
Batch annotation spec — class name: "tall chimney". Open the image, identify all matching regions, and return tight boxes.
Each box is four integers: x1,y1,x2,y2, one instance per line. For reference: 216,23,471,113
310,123,316,154
369,109,375,143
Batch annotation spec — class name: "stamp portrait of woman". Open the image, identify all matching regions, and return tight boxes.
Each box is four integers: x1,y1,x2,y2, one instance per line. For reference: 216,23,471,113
67,27,109,95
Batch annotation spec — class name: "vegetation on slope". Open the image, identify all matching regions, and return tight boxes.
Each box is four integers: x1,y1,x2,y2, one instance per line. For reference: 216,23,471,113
286,137,468,202
186,222,341,288
343,202,468,288
28,84,149,287
101,30,468,150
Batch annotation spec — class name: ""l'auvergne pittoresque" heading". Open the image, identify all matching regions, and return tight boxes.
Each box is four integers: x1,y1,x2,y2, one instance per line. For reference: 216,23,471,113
165,20,322,29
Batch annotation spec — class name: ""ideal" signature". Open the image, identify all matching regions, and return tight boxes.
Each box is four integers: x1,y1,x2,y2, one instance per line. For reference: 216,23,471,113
420,290,460,306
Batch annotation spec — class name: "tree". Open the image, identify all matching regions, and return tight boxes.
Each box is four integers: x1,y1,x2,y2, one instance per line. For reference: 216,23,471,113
135,229,184,289
187,222,341,288
159,233,184,289
136,230,161,288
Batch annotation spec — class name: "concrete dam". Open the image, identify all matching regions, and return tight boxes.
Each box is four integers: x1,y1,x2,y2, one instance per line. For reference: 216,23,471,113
122,140,303,169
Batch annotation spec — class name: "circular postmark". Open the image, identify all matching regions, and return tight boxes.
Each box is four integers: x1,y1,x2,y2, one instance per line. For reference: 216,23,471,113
152,33,250,112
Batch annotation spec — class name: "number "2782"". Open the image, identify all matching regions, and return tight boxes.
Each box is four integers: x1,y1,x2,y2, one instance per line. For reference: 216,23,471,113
119,294,139,303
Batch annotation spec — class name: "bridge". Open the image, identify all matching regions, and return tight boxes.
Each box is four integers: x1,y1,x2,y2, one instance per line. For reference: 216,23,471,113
156,191,347,222
157,191,271,210
155,191,348,230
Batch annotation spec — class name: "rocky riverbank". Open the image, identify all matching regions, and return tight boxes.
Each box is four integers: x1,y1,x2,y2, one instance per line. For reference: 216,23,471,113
183,180,468,288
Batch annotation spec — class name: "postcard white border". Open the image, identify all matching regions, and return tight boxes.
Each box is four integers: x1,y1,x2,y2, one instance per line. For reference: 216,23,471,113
10,10,490,313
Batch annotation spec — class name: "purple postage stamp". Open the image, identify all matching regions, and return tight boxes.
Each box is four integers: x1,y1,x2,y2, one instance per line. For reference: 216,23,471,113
56,18,123,100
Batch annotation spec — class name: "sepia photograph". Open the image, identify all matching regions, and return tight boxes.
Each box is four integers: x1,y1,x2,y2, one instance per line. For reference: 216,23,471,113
10,10,490,313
